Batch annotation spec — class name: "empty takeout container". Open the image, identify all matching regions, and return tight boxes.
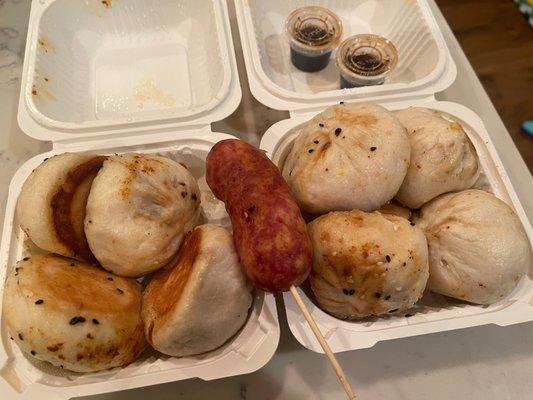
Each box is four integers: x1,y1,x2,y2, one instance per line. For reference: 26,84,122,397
238,1,533,353
1,1,280,399
19,0,241,139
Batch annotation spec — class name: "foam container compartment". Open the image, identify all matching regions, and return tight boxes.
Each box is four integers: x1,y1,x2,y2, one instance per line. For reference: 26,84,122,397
234,0,457,111
0,132,280,399
1,1,280,398
260,99,533,353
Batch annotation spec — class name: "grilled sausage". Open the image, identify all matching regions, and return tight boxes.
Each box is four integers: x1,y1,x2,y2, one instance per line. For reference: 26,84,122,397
206,139,312,293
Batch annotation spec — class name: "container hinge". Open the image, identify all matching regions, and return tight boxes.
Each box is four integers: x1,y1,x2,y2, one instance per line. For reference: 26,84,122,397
288,93,437,119
51,124,213,152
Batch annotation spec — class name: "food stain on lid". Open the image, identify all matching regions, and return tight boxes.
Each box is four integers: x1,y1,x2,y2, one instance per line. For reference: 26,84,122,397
44,90,57,101
134,78,176,109
37,37,54,53
31,84,57,101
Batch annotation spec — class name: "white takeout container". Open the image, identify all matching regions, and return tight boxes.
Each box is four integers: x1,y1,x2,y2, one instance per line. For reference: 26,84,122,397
260,99,533,353
237,1,533,352
18,0,241,141
234,0,457,111
1,0,280,399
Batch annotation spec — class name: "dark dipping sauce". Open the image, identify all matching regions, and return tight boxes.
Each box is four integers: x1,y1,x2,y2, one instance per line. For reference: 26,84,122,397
291,22,334,72
350,53,382,70
340,51,389,88
291,48,331,72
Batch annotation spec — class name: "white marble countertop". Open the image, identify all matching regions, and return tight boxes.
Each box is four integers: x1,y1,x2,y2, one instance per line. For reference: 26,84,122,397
1,1,532,399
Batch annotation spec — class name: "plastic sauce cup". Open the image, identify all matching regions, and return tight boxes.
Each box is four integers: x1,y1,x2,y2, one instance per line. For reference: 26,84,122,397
336,34,398,88
285,6,343,73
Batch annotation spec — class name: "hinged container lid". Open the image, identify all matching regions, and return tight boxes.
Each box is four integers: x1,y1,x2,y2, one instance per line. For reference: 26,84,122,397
17,0,241,144
234,0,457,114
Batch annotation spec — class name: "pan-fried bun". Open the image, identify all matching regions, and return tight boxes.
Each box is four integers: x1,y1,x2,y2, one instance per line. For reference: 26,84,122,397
142,224,253,357
308,210,429,319
282,102,410,214
415,190,531,304
378,200,412,221
85,153,201,277
395,107,480,208
2,254,145,372
16,153,106,261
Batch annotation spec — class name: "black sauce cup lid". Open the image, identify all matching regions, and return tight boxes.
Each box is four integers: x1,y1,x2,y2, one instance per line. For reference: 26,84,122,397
336,34,398,84
285,6,343,55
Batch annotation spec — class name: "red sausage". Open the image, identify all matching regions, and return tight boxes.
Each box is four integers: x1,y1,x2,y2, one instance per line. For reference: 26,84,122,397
206,139,312,293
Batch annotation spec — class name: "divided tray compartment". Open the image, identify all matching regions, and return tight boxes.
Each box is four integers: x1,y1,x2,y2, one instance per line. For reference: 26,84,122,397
260,99,533,353
1,0,280,398
234,0,457,111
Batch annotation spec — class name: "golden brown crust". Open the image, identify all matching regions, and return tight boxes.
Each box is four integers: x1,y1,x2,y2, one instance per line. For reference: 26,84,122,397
309,215,388,313
84,153,201,277
378,200,413,220
70,321,145,369
332,107,378,127
51,156,106,261
142,228,201,343
4,253,146,371
118,155,168,198
20,253,141,315
307,210,429,319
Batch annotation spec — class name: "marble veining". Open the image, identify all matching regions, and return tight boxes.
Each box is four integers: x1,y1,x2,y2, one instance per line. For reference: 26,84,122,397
0,0,48,232
0,0,27,88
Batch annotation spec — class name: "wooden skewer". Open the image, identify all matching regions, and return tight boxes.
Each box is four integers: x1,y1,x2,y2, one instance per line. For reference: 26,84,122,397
290,285,356,400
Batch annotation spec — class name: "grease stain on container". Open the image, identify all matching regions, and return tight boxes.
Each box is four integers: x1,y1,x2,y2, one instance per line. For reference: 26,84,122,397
134,78,176,109
44,90,57,101
285,6,342,73
33,76,56,101
37,37,54,53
